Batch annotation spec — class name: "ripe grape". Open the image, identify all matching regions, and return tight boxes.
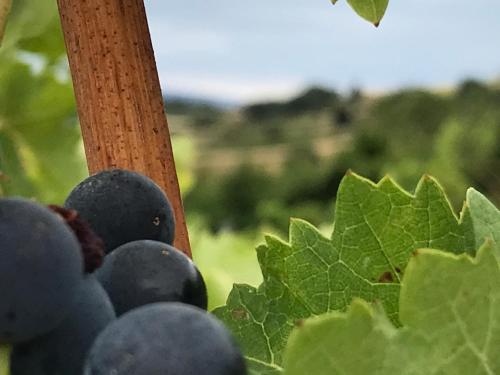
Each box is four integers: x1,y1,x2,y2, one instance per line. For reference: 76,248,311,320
84,303,247,375
0,198,83,343
10,275,115,375
64,169,175,253
97,240,207,315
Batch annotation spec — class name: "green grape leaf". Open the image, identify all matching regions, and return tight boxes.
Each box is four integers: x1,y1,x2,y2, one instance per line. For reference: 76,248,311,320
466,188,500,255
345,0,389,27
0,0,11,45
283,243,500,375
214,173,479,374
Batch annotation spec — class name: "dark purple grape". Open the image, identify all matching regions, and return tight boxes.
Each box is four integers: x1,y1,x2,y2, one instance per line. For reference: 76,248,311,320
96,240,207,316
64,169,175,253
84,303,247,375
10,275,115,375
0,198,83,343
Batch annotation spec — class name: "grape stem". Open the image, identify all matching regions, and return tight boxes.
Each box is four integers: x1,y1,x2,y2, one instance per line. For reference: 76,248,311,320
56,0,192,257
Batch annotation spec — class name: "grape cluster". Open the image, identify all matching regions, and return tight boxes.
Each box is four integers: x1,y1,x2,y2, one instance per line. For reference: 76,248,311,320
0,169,247,375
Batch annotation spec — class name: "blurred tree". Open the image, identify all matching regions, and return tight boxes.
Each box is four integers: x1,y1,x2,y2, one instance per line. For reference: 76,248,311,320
185,164,276,232
243,101,286,122
243,86,339,121
165,97,222,128
369,89,449,141
284,87,339,114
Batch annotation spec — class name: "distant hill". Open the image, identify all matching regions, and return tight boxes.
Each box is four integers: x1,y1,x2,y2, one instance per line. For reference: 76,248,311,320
242,86,341,120
163,86,345,115
163,94,237,114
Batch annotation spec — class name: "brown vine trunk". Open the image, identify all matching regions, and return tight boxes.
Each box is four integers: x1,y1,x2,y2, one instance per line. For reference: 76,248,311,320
57,0,191,257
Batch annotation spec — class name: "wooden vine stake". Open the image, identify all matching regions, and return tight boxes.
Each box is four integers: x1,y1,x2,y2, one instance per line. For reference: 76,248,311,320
56,0,191,257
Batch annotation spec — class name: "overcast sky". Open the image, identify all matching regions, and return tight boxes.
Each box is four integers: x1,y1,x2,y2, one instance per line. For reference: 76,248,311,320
144,0,500,104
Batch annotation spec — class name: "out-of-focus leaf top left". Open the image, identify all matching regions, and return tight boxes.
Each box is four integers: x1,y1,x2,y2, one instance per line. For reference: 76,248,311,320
0,0,12,45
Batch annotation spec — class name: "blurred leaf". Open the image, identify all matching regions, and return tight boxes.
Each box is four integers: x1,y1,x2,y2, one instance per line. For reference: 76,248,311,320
172,136,197,195
283,244,500,375
2,0,65,63
214,173,479,374
0,0,88,203
0,132,35,198
0,19,87,203
466,188,500,257
190,221,263,310
346,0,389,26
0,0,11,45
0,345,10,375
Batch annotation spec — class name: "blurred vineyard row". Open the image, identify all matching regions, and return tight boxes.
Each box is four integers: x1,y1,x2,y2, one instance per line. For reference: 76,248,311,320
1,1,500,308
176,80,500,235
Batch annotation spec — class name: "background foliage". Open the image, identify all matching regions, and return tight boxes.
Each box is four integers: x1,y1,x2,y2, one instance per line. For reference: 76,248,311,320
0,0,87,202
